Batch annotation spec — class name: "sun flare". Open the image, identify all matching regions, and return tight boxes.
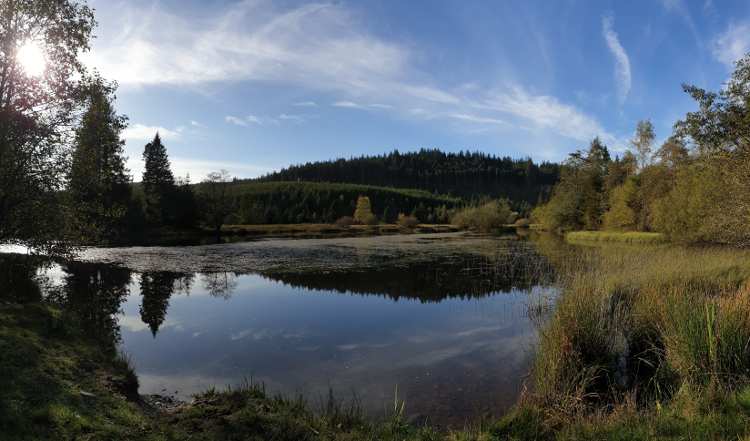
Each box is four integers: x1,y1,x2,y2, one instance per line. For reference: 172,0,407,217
17,41,47,77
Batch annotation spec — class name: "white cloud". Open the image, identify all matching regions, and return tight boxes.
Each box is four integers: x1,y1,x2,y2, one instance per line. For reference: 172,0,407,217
279,113,305,122
190,120,205,128
481,86,615,143
89,1,620,160
332,100,363,109
332,101,393,110
122,123,182,142
246,115,263,125
225,115,265,126
87,2,407,92
713,21,750,68
602,16,632,105
225,115,248,127
448,113,508,126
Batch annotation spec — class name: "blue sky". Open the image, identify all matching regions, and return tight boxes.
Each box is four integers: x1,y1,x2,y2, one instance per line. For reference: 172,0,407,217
84,0,750,180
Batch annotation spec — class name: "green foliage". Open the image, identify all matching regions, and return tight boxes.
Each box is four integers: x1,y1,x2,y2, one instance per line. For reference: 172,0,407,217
451,200,513,231
535,138,611,232
261,148,560,206
653,163,728,242
602,177,639,231
142,133,176,225
67,76,135,244
218,181,459,225
198,170,233,235
0,0,95,256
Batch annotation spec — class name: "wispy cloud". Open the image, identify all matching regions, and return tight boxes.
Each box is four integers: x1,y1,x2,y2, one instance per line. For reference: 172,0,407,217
332,100,364,109
225,115,249,127
91,1,619,160
122,123,182,142
279,113,305,122
448,113,508,126
660,0,701,47
602,16,632,105
225,115,264,126
713,21,750,68
481,86,616,144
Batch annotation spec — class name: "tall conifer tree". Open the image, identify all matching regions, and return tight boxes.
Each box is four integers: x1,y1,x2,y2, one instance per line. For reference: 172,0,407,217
68,77,131,243
142,133,176,225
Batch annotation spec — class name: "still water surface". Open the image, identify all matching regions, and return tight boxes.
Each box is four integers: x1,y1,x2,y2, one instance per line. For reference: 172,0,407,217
7,233,560,425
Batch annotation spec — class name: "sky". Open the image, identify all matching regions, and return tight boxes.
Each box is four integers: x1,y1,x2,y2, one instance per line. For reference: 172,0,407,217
82,0,750,181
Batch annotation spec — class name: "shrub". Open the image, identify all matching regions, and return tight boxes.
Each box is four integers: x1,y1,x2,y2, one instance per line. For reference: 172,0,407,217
396,213,419,228
353,196,378,225
451,200,513,232
335,216,354,227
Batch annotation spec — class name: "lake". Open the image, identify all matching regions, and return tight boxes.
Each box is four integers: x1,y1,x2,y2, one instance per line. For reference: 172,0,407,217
1,232,561,426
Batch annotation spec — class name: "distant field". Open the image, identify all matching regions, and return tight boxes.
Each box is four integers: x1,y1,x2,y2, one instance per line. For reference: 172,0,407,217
194,180,462,225
565,230,667,244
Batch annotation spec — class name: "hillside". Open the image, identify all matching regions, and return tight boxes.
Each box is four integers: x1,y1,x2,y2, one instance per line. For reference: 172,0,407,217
258,149,560,205
206,181,462,224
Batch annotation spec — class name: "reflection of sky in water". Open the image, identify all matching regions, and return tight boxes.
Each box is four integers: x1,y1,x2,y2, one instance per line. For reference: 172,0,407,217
118,273,554,425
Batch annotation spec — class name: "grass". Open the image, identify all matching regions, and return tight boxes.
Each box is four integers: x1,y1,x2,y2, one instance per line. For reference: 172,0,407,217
0,303,159,441
565,231,667,244
509,243,750,439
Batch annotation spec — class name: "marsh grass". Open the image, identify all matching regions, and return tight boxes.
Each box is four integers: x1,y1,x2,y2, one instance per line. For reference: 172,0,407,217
565,231,666,244
529,244,750,424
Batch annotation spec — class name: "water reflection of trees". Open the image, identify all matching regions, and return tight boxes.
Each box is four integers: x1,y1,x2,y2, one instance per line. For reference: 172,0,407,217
200,272,237,298
58,262,133,349
139,272,194,336
264,248,555,302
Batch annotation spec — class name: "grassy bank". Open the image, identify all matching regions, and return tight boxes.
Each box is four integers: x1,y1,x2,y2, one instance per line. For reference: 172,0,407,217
509,243,750,439
565,230,666,244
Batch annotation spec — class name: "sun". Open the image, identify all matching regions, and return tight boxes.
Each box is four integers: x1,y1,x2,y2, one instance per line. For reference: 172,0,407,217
17,41,47,77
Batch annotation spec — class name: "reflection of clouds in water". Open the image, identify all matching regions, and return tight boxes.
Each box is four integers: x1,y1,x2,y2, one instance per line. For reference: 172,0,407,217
455,325,504,337
120,314,182,333
230,327,310,341
336,342,392,351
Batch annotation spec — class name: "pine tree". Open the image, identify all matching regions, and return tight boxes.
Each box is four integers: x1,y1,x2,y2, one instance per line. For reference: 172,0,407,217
142,133,176,226
68,77,132,244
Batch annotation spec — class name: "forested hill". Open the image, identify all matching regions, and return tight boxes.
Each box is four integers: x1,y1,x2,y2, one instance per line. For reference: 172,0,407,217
258,149,560,204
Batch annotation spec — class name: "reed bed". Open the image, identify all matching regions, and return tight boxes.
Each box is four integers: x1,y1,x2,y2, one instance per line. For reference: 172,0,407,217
531,244,750,422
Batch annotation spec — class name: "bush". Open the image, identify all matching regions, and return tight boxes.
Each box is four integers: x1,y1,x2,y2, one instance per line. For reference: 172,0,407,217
353,196,378,225
451,200,513,232
335,216,354,227
396,214,419,228
514,218,531,228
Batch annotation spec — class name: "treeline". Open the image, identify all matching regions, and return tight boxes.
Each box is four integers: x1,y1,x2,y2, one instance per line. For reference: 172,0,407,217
259,149,560,208
534,53,750,246
203,181,461,225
